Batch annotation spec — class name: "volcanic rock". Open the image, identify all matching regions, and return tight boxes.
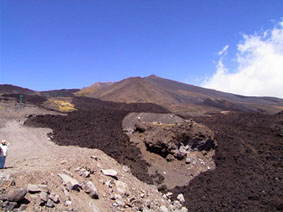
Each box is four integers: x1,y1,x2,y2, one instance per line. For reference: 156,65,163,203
101,169,118,178
136,119,216,159
49,193,60,203
177,193,185,203
46,199,55,208
82,181,99,199
40,191,49,202
3,201,17,211
6,188,27,202
58,174,80,191
27,184,41,193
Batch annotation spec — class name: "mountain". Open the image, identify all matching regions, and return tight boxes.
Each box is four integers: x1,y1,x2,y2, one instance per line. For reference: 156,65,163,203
75,82,113,96
76,75,283,116
0,84,37,95
0,84,79,98
40,89,80,97
1,75,283,116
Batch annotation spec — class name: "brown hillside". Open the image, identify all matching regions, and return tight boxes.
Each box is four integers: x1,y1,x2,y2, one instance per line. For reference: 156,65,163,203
76,75,283,116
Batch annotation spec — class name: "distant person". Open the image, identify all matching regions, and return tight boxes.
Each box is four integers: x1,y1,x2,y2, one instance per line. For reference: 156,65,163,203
0,140,9,169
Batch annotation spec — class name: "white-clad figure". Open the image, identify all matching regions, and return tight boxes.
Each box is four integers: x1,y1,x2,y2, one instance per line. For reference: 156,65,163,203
0,140,9,169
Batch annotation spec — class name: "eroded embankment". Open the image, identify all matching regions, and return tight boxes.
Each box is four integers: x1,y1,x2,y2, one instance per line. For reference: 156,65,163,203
170,112,283,211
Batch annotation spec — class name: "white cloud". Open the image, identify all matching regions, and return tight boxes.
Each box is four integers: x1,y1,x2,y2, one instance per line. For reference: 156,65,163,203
202,21,283,98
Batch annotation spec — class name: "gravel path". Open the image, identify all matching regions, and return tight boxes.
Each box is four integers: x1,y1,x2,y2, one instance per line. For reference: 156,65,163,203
0,103,93,174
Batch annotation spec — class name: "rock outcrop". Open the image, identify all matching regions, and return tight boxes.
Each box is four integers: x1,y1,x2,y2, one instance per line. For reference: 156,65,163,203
134,120,216,161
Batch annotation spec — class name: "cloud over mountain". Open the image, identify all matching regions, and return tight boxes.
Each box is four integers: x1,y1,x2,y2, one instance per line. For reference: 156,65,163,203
203,20,283,98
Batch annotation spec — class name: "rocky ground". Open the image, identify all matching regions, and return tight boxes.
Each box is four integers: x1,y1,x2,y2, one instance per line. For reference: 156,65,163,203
122,112,216,190
171,112,283,211
0,100,188,211
1,94,282,211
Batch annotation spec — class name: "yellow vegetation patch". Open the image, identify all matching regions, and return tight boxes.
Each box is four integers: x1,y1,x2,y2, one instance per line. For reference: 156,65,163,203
151,122,176,127
50,100,77,112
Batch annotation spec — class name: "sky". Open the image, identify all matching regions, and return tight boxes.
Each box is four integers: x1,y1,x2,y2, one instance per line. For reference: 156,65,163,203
1,0,283,97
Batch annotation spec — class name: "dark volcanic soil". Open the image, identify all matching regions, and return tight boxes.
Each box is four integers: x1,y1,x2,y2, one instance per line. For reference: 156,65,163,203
2,94,47,106
171,112,283,211
25,97,169,184
24,95,283,211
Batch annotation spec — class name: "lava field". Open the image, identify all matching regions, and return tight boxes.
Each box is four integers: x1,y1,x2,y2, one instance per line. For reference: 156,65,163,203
25,96,283,211
171,112,283,211
25,97,169,184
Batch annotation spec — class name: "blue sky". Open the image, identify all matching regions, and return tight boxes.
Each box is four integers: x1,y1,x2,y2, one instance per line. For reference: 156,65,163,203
1,0,283,91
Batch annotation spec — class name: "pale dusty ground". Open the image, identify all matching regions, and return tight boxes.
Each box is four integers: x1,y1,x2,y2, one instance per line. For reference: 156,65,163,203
0,102,173,212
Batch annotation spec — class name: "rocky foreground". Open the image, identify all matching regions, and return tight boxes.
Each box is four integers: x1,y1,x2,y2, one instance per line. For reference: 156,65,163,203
0,153,188,211
0,94,282,211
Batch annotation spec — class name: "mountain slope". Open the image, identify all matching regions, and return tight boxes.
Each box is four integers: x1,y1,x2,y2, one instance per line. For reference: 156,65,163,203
77,75,283,115
0,84,37,95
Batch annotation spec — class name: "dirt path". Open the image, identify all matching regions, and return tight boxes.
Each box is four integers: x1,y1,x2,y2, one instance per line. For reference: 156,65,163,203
1,120,75,173
0,103,88,174
0,104,116,211
0,103,178,212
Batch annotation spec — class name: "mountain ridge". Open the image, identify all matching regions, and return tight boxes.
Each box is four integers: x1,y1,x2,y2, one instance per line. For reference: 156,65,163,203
76,75,283,115
1,75,283,116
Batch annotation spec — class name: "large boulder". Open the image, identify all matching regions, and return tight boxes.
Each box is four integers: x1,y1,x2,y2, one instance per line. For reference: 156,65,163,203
6,188,27,202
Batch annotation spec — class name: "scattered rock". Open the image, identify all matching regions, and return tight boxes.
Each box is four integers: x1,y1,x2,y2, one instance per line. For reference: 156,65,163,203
46,199,55,208
101,169,118,178
4,201,18,211
40,191,49,202
172,200,182,209
166,154,175,162
82,181,99,199
166,192,173,198
0,173,11,185
177,193,185,203
111,193,122,200
115,199,126,208
79,168,90,178
185,157,191,164
27,184,41,193
90,155,99,160
6,188,27,202
104,180,114,188
58,174,81,191
64,200,72,207
49,192,60,204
